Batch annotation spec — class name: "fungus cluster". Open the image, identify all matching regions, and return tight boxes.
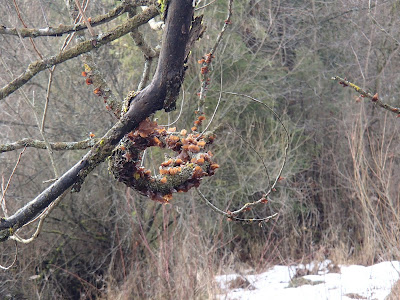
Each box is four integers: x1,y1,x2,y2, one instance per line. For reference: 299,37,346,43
109,118,218,203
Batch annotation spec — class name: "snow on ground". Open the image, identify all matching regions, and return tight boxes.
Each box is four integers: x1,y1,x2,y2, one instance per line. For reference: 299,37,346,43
215,260,400,300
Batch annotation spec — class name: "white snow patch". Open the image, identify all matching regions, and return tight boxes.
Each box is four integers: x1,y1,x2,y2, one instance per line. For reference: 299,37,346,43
215,260,400,300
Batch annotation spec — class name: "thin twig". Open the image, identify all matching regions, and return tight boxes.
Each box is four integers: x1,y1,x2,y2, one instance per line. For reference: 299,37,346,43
159,86,186,127
50,264,99,291
225,123,271,185
196,91,290,222
196,188,278,223
332,76,400,116
195,0,217,11
138,57,154,91
128,17,158,58
127,6,159,91
197,0,233,113
209,0,233,56
74,0,96,37
368,14,400,45
22,91,59,177
1,147,27,218
41,27,78,132
198,63,223,136
10,189,70,243
41,66,55,131
12,0,43,59
223,92,290,201
0,241,18,270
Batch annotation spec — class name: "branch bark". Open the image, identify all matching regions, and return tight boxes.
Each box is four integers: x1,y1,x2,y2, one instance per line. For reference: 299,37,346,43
0,6,159,101
332,76,400,116
0,1,129,38
0,138,99,153
0,0,195,242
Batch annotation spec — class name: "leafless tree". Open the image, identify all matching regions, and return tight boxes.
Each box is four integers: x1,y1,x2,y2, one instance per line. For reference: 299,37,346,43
0,0,284,250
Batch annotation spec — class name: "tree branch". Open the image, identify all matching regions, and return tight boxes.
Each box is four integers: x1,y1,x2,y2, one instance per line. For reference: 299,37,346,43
126,6,159,91
0,1,154,38
0,138,99,153
0,0,195,242
197,0,232,113
68,0,124,118
332,76,400,116
0,5,159,101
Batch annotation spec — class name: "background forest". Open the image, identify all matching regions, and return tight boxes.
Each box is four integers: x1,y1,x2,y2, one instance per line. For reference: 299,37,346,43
0,0,400,299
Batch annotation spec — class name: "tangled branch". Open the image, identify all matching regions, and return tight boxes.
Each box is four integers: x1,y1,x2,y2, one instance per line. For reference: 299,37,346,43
196,92,289,224
0,0,195,242
109,118,218,203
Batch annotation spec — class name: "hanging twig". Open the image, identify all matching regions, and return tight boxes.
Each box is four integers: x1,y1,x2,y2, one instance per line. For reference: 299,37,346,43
223,92,289,200
0,241,18,270
196,189,278,223
225,122,271,186
196,91,289,223
10,189,70,244
198,62,224,137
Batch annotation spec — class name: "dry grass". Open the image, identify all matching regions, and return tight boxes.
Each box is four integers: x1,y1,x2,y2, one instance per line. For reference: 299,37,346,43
386,279,400,300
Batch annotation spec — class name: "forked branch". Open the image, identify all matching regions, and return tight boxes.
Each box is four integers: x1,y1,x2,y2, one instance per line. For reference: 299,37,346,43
0,1,131,38
0,6,159,101
0,0,195,242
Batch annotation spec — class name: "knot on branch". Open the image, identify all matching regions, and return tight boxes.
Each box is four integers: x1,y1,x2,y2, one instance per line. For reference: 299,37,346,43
109,118,218,203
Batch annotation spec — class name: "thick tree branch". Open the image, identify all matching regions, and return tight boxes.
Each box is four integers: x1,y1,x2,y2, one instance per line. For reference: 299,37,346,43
0,0,195,242
0,6,159,101
0,1,156,38
0,138,99,153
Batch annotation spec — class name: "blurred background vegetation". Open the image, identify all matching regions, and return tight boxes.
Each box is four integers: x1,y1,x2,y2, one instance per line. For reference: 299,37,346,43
0,0,400,299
